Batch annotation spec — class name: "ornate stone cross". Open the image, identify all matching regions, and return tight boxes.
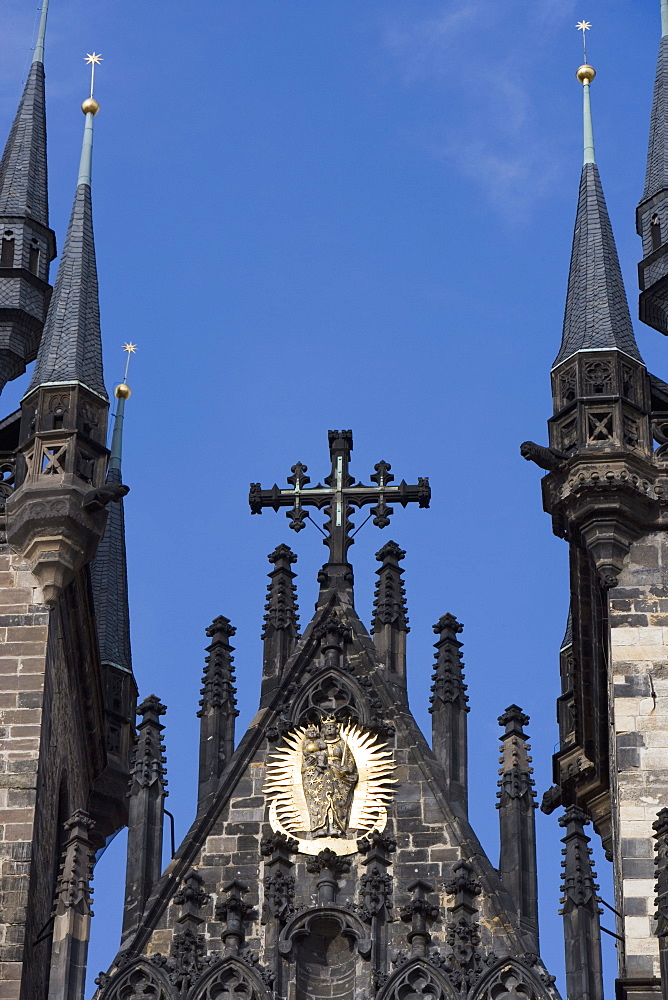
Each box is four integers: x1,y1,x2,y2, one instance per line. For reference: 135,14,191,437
249,430,430,564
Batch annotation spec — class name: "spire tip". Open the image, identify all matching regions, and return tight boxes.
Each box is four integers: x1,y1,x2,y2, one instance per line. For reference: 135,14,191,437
578,66,596,166
33,1,49,65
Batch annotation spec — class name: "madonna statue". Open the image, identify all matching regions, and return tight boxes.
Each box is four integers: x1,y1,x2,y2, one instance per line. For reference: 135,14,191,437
301,718,358,837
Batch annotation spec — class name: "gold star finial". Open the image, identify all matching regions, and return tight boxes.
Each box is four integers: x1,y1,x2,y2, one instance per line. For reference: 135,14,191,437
121,342,137,386
576,21,592,63
84,52,103,100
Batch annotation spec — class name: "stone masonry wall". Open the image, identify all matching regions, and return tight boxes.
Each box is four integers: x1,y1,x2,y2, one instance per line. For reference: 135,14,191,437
0,550,103,1000
0,544,48,999
609,530,668,981
140,735,516,980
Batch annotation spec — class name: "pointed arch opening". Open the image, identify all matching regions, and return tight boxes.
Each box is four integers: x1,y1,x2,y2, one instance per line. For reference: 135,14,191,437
188,958,270,1000
98,961,174,1000
377,960,456,1000
469,959,556,1000
292,670,365,726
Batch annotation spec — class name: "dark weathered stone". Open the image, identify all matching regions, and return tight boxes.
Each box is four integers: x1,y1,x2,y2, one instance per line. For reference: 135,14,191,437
122,695,167,943
558,806,603,1000
430,613,468,816
197,616,237,811
496,705,538,951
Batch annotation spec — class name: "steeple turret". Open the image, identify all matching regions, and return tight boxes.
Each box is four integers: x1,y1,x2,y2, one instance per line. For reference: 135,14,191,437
90,369,137,831
553,64,644,367
7,68,114,605
523,59,653,589
638,2,668,334
0,0,57,391
92,378,132,674
523,34,668,998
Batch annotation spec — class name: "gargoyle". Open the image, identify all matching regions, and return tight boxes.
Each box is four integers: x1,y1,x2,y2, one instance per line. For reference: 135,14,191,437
520,441,568,472
540,785,562,815
82,482,130,512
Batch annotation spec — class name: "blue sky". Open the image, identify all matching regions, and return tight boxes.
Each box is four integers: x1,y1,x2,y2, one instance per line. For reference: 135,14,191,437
2,0,665,992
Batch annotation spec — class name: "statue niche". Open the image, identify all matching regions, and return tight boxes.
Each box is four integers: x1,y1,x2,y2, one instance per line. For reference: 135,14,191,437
294,916,355,1000
301,717,358,837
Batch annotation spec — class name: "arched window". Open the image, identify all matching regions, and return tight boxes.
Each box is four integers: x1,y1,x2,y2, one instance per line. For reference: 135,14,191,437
652,212,662,251
1,232,14,267
29,239,40,275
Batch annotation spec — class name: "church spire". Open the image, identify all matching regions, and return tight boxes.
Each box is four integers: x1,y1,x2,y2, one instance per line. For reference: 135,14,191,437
92,377,132,674
638,1,668,334
0,0,56,390
554,62,642,367
522,54,654,517
0,1,50,222
7,61,111,605
33,0,49,65
90,363,137,804
26,56,106,398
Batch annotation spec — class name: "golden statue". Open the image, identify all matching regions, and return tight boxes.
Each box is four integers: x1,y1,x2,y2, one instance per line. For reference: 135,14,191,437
264,719,395,856
301,719,358,837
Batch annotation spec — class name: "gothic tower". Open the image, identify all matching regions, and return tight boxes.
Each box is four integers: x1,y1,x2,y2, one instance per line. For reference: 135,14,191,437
94,432,558,1000
0,0,56,392
0,26,136,999
522,8,668,998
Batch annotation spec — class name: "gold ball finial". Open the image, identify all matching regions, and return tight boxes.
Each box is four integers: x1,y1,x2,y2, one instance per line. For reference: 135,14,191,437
115,383,131,400
576,64,596,85
81,97,100,115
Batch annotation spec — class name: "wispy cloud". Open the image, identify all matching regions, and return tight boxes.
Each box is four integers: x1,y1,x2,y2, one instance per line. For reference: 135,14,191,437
383,1,483,83
382,0,577,224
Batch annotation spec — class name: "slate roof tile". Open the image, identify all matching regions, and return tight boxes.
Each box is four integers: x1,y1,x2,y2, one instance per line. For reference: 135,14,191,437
643,35,668,201
91,463,132,673
27,182,107,398
554,162,643,367
0,62,48,224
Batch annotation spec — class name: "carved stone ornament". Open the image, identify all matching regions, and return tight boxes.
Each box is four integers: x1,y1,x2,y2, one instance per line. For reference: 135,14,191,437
263,718,395,856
